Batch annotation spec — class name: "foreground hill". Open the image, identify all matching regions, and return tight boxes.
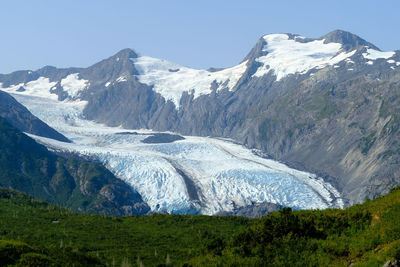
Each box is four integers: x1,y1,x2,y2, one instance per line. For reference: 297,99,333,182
0,187,399,266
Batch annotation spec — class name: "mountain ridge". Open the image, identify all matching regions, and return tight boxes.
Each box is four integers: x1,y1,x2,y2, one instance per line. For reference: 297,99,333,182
1,30,400,206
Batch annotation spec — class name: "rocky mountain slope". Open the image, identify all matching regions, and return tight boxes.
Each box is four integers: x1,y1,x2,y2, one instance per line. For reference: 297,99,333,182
0,116,149,215
1,29,399,205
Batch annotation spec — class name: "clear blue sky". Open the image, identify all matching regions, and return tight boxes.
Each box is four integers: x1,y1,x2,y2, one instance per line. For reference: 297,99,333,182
1,0,399,73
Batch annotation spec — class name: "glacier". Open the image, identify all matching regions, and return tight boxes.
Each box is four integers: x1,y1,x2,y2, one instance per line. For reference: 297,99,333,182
1,80,344,215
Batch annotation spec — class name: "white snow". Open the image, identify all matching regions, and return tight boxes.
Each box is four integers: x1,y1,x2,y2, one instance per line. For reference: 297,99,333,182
333,65,340,68
8,88,344,214
116,76,127,83
60,73,89,98
252,34,356,80
397,62,400,66
387,59,395,64
105,82,111,87
348,68,354,71
345,58,355,64
362,48,395,60
132,56,248,108
0,77,58,100
391,66,395,70
366,61,374,65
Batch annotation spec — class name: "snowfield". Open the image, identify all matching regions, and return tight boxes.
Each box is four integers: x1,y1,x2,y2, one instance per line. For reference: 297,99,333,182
131,56,248,108
253,34,357,80
362,48,395,60
60,73,89,98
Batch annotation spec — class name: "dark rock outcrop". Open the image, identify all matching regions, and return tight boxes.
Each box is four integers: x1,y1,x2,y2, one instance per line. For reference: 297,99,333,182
141,133,185,144
216,202,283,218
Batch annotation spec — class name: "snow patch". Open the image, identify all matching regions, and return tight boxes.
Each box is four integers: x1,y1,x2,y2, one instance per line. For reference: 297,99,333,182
366,61,374,65
252,34,356,81
387,59,395,64
132,56,248,108
105,82,111,87
61,73,89,98
116,76,127,83
397,62,400,66
0,77,58,100
362,48,395,60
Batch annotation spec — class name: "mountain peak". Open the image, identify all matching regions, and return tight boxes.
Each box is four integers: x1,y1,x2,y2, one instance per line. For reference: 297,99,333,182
321,29,379,51
114,48,138,60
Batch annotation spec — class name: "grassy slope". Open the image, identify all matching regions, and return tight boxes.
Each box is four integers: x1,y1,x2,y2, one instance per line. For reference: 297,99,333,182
190,188,400,266
0,188,249,266
0,188,400,266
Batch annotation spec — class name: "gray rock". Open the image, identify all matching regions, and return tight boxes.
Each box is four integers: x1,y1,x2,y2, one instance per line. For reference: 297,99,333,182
2,30,400,207
216,202,283,218
383,260,399,267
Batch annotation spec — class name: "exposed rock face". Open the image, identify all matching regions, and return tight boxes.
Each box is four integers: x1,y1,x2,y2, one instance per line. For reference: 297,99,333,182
1,30,400,205
216,202,283,218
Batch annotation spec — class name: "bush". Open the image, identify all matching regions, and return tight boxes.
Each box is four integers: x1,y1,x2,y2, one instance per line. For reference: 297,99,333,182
16,252,52,266
0,240,33,265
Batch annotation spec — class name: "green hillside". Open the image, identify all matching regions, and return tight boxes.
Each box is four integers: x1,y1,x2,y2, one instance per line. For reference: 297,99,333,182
0,187,400,266
0,188,249,266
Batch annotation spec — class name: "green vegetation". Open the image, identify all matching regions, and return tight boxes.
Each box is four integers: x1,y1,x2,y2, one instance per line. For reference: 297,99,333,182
259,118,280,141
304,91,337,120
0,188,249,266
189,188,400,266
0,187,400,266
358,132,377,155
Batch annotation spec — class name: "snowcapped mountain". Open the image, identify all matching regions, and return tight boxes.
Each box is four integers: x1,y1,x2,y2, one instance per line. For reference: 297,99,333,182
1,29,400,210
